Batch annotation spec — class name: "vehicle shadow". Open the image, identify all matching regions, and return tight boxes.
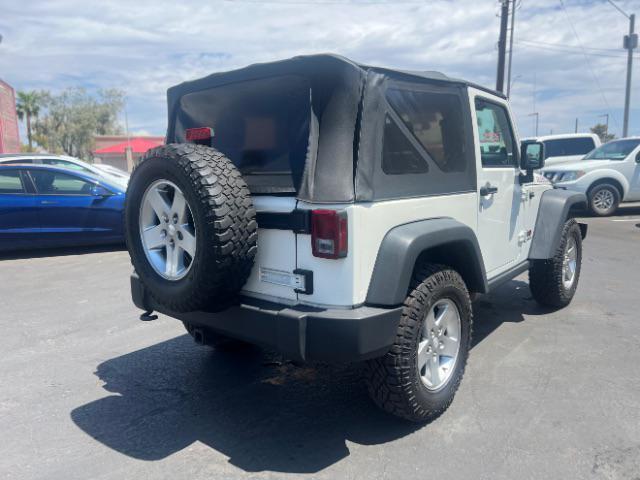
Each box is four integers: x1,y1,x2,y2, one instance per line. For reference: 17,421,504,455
70,279,544,474
0,243,124,261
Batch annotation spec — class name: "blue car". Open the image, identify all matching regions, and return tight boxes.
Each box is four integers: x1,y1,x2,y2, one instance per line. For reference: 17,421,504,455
0,164,126,251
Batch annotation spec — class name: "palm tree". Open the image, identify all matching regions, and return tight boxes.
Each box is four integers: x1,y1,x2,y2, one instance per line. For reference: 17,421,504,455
16,91,42,151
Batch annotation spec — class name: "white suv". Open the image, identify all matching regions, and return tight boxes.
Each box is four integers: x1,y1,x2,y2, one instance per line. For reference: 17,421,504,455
125,55,586,422
542,138,640,216
523,133,600,167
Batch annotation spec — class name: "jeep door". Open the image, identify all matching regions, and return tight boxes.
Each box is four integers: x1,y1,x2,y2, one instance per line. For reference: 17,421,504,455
470,91,523,275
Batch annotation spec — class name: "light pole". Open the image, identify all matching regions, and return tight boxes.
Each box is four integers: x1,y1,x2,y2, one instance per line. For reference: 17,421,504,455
528,112,539,137
622,13,636,137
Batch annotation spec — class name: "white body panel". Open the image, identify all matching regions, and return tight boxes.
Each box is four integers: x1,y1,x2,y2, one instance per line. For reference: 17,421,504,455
241,196,298,303
467,87,540,276
296,193,477,307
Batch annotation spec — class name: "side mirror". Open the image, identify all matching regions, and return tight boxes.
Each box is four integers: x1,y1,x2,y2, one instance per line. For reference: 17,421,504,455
520,141,545,170
636,151,640,163
91,184,113,197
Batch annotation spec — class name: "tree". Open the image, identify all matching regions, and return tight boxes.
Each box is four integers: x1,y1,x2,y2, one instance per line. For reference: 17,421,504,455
590,123,615,143
16,91,43,151
34,88,125,159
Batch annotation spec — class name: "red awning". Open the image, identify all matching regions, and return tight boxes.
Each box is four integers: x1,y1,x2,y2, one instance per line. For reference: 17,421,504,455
94,138,164,154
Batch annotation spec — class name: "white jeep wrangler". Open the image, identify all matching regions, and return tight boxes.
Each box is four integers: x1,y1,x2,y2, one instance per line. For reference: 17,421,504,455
125,55,587,422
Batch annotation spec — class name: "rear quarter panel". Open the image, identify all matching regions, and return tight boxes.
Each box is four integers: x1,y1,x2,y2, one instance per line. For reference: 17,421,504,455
296,193,478,307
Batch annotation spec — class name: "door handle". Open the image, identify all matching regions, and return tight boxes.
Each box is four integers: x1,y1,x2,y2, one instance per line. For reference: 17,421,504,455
40,200,58,205
480,185,498,196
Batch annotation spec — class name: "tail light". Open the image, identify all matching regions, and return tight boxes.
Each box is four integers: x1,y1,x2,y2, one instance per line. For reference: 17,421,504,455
185,127,213,145
311,210,348,259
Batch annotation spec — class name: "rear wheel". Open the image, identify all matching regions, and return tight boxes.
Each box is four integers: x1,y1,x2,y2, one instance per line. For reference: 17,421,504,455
588,183,620,217
364,264,472,422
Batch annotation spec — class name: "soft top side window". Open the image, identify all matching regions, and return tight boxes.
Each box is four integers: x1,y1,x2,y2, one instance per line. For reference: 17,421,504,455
474,98,517,168
383,88,467,175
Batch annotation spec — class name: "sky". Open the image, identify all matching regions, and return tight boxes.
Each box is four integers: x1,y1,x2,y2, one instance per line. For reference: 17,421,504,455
0,0,638,141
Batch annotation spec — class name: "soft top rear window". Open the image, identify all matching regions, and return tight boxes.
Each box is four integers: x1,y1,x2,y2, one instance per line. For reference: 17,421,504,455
176,75,311,194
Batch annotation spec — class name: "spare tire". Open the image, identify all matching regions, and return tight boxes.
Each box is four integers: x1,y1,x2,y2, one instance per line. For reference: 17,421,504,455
125,143,257,312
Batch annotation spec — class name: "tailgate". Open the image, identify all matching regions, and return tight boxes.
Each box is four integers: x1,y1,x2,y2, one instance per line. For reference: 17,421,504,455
241,196,299,302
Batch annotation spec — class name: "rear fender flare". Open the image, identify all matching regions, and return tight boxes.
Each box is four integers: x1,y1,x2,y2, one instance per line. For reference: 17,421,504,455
365,218,488,307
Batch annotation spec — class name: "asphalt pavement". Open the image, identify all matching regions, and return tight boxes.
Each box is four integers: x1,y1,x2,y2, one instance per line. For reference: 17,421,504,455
1,206,640,480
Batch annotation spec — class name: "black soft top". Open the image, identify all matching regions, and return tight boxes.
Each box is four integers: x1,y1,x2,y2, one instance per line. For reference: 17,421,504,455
167,54,489,203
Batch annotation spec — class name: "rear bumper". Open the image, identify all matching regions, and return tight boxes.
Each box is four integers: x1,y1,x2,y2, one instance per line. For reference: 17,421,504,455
131,274,402,363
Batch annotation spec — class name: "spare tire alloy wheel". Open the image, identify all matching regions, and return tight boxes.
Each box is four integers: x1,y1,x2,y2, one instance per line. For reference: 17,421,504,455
140,179,196,281
125,143,257,313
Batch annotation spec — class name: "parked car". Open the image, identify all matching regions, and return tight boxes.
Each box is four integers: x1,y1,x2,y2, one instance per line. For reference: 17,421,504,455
523,133,601,167
0,164,126,251
542,137,640,216
93,163,130,182
125,54,586,423
0,154,128,188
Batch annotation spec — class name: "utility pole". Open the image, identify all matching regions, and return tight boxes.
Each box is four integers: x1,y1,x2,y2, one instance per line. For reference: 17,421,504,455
496,0,509,93
623,13,636,137
575,118,579,133
506,0,517,98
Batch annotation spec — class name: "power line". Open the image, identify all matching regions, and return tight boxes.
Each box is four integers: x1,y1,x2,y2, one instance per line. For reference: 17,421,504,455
604,0,630,19
558,0,619,128
518,38,622,53
516,40,635,59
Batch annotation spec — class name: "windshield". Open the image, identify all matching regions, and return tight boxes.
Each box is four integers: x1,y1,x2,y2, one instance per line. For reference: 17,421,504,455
584,139,640,160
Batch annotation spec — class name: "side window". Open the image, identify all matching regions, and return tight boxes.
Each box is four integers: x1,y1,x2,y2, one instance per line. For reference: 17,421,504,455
384,88,467,174
382,115,428,174
42,158,91,173
30,170,94,195
474,99,517,168
2,159,33,164
0,170,25,194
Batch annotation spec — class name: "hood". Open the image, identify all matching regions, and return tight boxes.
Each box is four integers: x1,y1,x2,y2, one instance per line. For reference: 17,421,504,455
543,159,616,172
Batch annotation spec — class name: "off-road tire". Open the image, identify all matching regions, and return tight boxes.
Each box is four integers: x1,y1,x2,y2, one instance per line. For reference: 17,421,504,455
588,183,620,217
364,264,472,423
125,143,257,312
529,219,582,308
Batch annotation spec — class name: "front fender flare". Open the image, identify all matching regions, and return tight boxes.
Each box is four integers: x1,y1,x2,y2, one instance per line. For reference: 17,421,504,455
529,188,587,260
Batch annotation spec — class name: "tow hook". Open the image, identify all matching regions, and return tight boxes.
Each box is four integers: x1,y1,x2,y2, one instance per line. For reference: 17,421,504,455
139,310,158,321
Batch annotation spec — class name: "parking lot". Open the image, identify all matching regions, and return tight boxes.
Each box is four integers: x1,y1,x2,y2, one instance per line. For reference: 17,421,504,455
1,206,640,480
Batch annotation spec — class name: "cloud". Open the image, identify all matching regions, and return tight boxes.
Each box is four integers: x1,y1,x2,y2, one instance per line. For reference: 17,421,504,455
0,0,637,137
